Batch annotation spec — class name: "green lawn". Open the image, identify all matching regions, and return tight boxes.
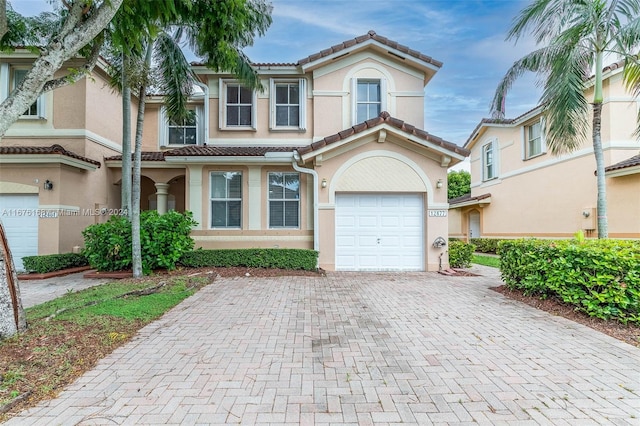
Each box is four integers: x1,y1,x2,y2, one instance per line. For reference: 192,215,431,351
472,254,500,268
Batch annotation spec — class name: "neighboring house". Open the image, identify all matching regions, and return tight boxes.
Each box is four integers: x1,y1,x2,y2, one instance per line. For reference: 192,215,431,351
1,31,469,272
449,62,640,241
0,54,126,270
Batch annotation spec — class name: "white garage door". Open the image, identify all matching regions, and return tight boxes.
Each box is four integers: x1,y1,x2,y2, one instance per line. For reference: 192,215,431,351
1,194,39,271
336,193,424,271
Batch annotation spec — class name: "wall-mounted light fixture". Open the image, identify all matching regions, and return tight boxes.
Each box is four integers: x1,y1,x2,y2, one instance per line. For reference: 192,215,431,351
582,210,591,218
436,179,443,189
43,180,54,190
321,178,327,188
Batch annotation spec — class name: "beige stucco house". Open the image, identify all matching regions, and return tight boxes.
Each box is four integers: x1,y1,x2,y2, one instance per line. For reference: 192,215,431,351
450,62,640,241
1,31,469,271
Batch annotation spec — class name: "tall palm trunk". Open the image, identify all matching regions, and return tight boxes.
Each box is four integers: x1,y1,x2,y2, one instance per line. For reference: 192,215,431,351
592,102,608,238
121,53,132,220
131,44,153,278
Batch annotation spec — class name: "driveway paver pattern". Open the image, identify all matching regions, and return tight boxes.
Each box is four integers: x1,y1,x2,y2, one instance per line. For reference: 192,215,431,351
8,266,640,425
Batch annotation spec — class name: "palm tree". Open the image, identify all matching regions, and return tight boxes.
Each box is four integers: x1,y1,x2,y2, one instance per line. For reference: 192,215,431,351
109,0,271,277
491,0,640,238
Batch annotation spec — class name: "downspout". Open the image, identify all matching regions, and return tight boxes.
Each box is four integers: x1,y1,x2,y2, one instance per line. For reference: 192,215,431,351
292,150,320,268
193,81,209,145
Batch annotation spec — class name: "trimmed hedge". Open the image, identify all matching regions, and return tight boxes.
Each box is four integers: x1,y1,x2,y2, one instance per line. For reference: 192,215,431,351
449,241,475,268
82,211,197,274
498,239,640,324
22,253,88,274
180,248,318,271
470,238,504,254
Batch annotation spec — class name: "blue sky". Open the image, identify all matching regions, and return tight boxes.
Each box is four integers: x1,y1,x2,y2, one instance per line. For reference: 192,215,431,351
11,0,542,149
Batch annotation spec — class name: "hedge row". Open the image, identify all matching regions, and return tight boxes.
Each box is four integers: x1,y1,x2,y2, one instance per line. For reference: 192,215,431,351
498,239,640,324
22,253,88,274
470,238,505,254
449,241,475,268
180,248,318,271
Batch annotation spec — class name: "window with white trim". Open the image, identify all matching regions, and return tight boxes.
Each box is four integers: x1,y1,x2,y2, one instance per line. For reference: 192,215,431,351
268,172,299,228
524,119,546,159
5,67,45,118
210,171,242,228
168,114,197,145
352,78,386,124
270,78,306,130
219,80,256,129
482,141,497,181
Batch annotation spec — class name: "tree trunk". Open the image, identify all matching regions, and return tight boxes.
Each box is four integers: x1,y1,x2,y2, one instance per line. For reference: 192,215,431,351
121,54,132,220
592,102,608,238
0,221,27,340
131,44,153,278
0,0,123,137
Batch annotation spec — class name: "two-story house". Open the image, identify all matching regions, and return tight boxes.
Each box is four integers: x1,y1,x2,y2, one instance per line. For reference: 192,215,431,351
1,31,469,271
449,61,640,240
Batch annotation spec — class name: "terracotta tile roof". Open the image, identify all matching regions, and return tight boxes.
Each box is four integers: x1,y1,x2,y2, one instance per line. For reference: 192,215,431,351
105,152,166,161
190,30,442,71
605,154,640,172
163,146,300,156
297,30,442,69
448,193,491,206
296,111,469,157
0,144,101,167
107,146,301,161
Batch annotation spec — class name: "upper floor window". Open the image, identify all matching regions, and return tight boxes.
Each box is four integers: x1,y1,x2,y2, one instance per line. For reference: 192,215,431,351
1,65,46,119
482,141,497,181
168,114,197,145
352,78,387,125
270,78,306,130
524,119,546,159
268,172,299,228
210,171,242,228
159,107,202,147
219,80,256,130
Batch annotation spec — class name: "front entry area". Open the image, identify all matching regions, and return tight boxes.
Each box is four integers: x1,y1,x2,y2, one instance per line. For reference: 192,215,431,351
335,193,424,271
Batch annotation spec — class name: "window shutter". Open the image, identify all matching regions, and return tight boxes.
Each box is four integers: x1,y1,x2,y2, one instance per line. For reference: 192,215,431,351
351,77,358,125
540,117,547,153
298,78,306,131
218,79,225,130
196,105,204,145
520,126,526,160
0,63,8,101
492,139,499,178
269,78,276,130
158,107,167,147
380,78,387,114
251,89,257,130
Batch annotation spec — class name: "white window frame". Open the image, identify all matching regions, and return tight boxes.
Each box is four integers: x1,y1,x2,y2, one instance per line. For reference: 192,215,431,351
210,171,242,229
269,78,306,131
219,79,257,130
158,106,202,147
0,64,46,119
268,172,300,229
351,78,387,125
522,118,547,160
482,140,498,181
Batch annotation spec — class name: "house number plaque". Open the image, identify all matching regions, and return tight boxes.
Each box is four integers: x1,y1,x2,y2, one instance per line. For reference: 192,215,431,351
428,210,447,217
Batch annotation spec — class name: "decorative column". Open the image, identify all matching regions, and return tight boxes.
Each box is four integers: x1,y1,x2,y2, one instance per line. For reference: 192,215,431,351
155,183,170,215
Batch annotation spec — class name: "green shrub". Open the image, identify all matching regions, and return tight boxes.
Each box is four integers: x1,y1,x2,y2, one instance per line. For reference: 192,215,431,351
180,248,318,271
82,211,197,274
449,241,475,268
22,253,88,274
470,238,504,254
499,239,640,324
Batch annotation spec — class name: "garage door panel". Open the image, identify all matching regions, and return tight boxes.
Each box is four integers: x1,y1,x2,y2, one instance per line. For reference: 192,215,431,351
1,194,39,271
336,193,424,271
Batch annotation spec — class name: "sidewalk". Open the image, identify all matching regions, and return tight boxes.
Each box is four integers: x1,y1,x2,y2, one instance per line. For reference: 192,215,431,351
19,272,112,308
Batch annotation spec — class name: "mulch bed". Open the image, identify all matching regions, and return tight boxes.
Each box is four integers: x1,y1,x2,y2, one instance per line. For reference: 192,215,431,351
491,285,640,347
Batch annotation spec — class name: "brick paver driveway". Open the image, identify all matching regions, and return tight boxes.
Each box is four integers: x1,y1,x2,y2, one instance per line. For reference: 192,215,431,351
8,266,639,425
